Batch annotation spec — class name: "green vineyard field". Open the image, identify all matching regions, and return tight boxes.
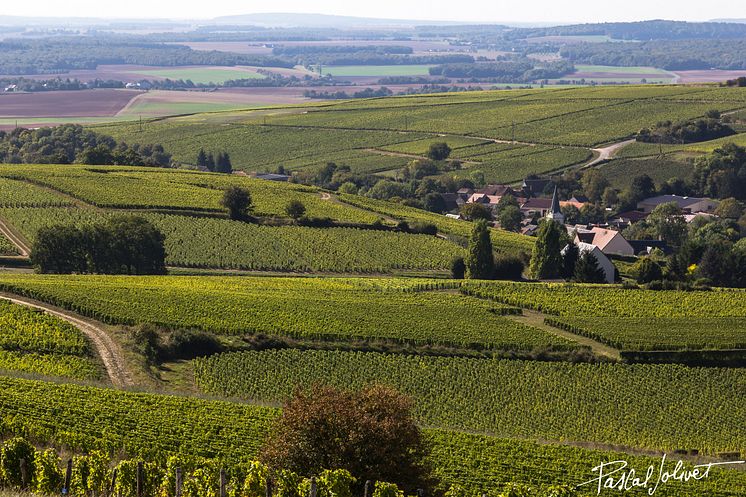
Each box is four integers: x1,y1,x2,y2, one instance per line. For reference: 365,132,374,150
0,275,571,350
0,299,100,380
193,349,745,455
0,375,743,496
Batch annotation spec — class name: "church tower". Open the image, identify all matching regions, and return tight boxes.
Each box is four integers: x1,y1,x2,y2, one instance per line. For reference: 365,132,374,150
546,185,565,224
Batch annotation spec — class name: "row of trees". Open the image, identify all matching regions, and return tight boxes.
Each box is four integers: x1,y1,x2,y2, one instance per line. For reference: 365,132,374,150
196,149,233,173
30,216,166,275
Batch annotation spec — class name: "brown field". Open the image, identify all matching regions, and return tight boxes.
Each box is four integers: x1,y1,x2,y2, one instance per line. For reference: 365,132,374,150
673,70,746,83
0,89,141,118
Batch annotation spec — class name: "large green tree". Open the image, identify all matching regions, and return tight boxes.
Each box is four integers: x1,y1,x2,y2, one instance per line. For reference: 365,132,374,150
529,220,564,279
465,220,494,279
574,251,607,283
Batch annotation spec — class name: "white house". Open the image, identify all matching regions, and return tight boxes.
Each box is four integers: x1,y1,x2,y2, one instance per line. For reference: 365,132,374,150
574,227,634,256
563,242,616,284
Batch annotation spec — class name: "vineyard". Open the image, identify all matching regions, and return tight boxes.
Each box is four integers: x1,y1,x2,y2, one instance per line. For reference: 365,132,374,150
193,349,745,455
0,208,463,273
0,234,18,256
0,299,100,380
89,84,746,183
0,177,72,208
0,275,571,350
461,281,746,351
0,375,743,496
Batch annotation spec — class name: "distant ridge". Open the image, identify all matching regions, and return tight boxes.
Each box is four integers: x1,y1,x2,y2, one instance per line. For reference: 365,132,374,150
711,19,746,24
210,13,470,28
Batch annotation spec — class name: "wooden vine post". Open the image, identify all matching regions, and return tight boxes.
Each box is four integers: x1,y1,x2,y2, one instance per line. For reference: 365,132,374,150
175,467,183,497
364,480,373,497
63,458,73,495
136,461,144,497
220,468,227,497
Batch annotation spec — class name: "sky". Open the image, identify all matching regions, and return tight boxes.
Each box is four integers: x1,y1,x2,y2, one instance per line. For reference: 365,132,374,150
3,0,746,24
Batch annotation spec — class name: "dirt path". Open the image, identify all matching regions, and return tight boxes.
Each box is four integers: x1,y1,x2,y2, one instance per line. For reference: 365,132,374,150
584,139,636,168
0,217,31,257
506,309,621,361
0,292,134,387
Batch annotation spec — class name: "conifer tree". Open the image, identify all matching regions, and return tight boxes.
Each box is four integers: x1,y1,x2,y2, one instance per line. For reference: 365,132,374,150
529,220,563,279
466,220,494,279
574,251,607,283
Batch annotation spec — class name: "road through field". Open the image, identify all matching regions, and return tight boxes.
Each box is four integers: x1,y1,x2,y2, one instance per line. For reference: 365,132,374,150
584,139,637,168
0,293,134,387
0,217,30,257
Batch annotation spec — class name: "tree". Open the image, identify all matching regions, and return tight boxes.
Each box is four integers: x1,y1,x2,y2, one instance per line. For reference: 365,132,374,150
30,225,87,274
216,152,233,174
529,220,564,279
580,169,610,202
450,257,466,279
574,251,607,283
222,186,252,220
205,152,216,172
427,142,452,161
465,220,494,279
76,145,114,165
561,204,580,225
459,203,492,221
498,205,522,232
495,194,519,213
259,385,434,493
714,197,744,219
196,148,207,169
648,202,688,249
634,257,663,284
561,242,579,279
285,199,306,220
423,193,447,214
30,217,165,275
602,187,618,208
629,174,656,202
338,182,358,194
697,241,735,287
579,203,605,224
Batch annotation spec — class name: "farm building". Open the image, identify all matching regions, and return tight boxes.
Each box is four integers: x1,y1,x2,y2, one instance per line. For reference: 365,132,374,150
563,242,616,284
573,226,635,256
637,195,719,214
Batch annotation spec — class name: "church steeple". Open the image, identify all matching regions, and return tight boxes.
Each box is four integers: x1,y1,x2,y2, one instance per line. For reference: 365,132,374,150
547,185,565,224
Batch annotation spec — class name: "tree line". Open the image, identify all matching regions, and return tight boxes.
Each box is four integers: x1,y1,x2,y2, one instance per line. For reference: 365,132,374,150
0,125,171,167
30,216,167,275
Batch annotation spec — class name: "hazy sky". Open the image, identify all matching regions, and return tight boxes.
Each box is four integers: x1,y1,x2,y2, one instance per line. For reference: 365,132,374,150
4,1,746,24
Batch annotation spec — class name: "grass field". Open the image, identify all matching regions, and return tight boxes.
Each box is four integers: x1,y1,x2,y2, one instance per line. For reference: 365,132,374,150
317,65,434,77
126,67,265,84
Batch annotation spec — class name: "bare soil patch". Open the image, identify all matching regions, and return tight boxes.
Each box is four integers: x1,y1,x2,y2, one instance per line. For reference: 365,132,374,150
0,89,141,118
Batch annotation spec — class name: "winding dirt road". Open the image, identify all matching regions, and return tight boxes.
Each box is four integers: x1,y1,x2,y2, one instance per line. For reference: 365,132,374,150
0,292,134,387
584,139,636,168
0,217,31,257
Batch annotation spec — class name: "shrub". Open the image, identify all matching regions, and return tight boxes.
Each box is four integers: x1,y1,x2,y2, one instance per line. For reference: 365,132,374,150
373,481,404,497
286,200,307,220
634,257,663,284
222,187,252,220
450,257,466,279
493,255,525,281
259,385,433,493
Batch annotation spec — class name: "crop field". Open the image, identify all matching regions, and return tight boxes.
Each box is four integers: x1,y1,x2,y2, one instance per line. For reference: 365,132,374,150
318,65,434,77
0,299,100,380
0,89,141,118
0,177,74,207
1,375,743,495
0,275,572,350
194,349,745,455
561,65,677,84
461,281,746,351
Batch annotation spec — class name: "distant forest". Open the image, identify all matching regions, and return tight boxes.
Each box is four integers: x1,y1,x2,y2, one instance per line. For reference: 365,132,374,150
0,37,293,75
